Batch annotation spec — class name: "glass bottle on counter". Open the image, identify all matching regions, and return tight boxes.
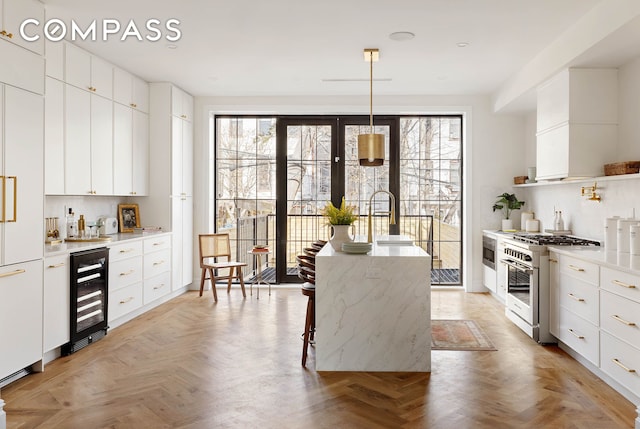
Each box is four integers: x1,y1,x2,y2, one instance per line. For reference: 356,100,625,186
66,208,77,238
78,214,86,238
554,211,564,231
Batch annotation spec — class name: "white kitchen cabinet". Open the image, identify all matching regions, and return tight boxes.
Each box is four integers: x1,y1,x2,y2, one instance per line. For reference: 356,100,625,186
44,77,64,194
171,86,193,122
43,255,70,352
548,251,559,337
113,68,149,113
108,241,143,323
113,103,149,196
65,42,113,99
495,237,506,301
140,83,194,290
536,68,618,180
45,39,64,80
0,85,43,266
0,32,44,95
143,235,172,304
109,282,143,322
0,0,44,55
0,260,43,380
64,85,113,195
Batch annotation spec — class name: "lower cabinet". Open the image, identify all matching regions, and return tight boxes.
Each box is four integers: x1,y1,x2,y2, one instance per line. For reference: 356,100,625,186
43,255,70,352
600,332,640,398
0,260,43,379
109,283,143,322
143,235,172,304
556,306,599,366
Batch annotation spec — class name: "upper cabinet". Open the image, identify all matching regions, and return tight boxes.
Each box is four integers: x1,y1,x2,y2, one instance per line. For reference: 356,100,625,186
171,86,193,122
0,0,44,55
65,43,113,99
113,68,149,113
536,68,618,181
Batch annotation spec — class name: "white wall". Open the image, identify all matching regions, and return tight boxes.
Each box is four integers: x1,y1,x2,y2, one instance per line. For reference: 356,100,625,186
193,94,527,292
519,55,640,242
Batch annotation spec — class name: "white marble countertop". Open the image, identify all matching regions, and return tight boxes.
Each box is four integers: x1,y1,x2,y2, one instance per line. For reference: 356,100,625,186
44,231,171,257
317,239,429,258
548,246,640,276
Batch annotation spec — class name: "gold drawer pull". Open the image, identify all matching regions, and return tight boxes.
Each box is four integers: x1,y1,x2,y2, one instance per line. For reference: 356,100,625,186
153,260,165,266
119,248,135,253
568,293,585,302
153,242,164,246
568,265,585,272
612,358,636,373
612,279,636,289
612,315,636,326
48,263,66,269
568,328,584,339
120,270,135,276
153,283,166,290
0,269,26,278
119,296,134,304
549,258,558,263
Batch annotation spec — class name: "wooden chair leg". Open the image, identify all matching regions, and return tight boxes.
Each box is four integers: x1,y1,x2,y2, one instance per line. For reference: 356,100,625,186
237,267,246,298
310,296,315,342
227,266,234,293
302,296,313,367
209,268,218,302
199,268,206,297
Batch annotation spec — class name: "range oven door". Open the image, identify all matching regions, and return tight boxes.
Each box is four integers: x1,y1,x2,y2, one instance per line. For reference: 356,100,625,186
503,259,538,327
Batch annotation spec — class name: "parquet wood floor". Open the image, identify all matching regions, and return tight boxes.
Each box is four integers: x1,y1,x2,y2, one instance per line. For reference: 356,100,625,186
1,289,636,428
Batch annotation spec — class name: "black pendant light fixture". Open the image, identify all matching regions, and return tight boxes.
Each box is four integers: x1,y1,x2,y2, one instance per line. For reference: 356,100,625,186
357,48,385,166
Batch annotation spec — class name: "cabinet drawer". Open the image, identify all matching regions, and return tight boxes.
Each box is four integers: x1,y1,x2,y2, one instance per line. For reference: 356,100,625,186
144,271,171,305
144,235,171,253
558,275,599,325
601,267,640,304
559,255,599,286
601,332,640,398
600,289,640,347
144,248,171,279
109,283,143,322
109,256,143,292
109,241,143,262
557,307,599,366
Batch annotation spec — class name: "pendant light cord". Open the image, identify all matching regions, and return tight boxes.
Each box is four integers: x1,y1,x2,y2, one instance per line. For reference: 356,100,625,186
369,50,374,133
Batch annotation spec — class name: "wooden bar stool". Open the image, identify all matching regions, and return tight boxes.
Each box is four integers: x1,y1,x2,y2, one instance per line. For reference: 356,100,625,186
297,255,315,367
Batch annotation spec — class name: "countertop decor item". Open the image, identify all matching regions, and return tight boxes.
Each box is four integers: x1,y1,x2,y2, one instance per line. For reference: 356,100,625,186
322,197,357,251
492,193,525,231
513,175,527,185
604,161,640,176
357,48,385,166
118,204,140,233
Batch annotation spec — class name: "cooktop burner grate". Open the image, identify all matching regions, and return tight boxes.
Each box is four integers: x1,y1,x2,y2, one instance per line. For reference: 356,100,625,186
512,234,600,246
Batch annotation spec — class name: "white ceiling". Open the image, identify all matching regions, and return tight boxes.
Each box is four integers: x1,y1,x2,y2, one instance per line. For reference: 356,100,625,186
40,0,617,100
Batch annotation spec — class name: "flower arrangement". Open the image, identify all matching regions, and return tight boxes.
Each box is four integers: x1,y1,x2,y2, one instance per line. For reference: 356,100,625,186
492,193,525,220
321,197,358,225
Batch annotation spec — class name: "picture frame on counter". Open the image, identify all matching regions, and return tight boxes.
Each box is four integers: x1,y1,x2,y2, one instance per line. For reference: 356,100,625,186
118,204,140,233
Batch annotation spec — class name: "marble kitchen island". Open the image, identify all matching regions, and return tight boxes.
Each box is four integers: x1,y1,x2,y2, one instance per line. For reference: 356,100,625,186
315,240,431,372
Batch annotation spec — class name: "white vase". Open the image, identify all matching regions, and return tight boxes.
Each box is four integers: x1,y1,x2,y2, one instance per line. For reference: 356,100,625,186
329,224,354,251
502,219,514,231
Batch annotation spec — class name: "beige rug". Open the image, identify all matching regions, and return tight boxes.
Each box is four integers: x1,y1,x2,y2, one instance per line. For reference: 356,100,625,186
431,319,497,351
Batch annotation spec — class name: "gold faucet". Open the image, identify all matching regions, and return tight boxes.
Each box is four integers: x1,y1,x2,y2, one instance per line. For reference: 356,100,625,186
367,190,396,243
581,182,601,202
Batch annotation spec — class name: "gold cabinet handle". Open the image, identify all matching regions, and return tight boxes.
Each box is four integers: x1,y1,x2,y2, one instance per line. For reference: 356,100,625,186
153,242,165,246
153,283,166,290
153,260,165,266
0,30,13,38
612,279,636,289
89,87,97,92
612,358,636,373
130,103,137,108
119,248,135,253
568,293,585,302
568,265,585,272
0,176,5,223
181,114,187,119
568,328,584,339
0,269,26,278
48,263,66,269
4,176,17,222
119,269,135,276
549,258,558,263
119,296,134,304
612,314,636,326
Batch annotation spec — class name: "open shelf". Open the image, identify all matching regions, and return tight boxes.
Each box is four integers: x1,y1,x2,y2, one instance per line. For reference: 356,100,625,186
513,172,640,188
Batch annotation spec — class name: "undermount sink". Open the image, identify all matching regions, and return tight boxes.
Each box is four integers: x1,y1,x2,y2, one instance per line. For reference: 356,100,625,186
375,235,414,246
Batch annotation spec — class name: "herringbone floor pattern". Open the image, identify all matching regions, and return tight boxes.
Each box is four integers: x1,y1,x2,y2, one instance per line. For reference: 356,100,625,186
1,289,636,428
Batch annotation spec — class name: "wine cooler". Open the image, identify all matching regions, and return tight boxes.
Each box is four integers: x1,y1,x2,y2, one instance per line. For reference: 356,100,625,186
62,247,109,355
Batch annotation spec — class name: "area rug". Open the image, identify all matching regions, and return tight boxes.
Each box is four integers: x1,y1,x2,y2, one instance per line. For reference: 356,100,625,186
431,319,497,351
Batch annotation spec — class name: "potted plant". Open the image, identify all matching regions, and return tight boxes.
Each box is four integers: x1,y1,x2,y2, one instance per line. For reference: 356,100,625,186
493,193,525,231
321,197,357,251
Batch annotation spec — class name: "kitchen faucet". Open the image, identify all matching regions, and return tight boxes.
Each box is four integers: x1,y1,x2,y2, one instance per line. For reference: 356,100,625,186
367,190,396,243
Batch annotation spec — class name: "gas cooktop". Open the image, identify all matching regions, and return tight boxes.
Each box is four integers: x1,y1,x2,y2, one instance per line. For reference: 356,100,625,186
512,233,601,246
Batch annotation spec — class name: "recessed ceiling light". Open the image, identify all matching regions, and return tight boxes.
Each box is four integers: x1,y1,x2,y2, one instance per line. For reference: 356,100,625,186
389,31,415,41
456,42,469,48
166,44,178,50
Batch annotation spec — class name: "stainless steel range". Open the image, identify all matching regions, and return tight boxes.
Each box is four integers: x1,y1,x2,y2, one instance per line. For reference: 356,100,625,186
501,233,600,344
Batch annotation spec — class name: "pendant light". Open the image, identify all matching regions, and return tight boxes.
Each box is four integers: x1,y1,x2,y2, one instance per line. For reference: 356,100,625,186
357,48,385,166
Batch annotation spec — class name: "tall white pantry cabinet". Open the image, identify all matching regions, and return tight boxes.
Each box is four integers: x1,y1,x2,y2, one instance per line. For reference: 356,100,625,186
141,83,194,291
0,0,46,389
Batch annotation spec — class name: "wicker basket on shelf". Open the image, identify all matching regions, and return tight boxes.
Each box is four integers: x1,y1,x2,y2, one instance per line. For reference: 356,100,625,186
513,176,527,185
604,161,640,176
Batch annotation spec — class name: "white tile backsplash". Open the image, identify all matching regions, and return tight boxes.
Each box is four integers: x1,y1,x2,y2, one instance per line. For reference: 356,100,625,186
45,196,126,226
